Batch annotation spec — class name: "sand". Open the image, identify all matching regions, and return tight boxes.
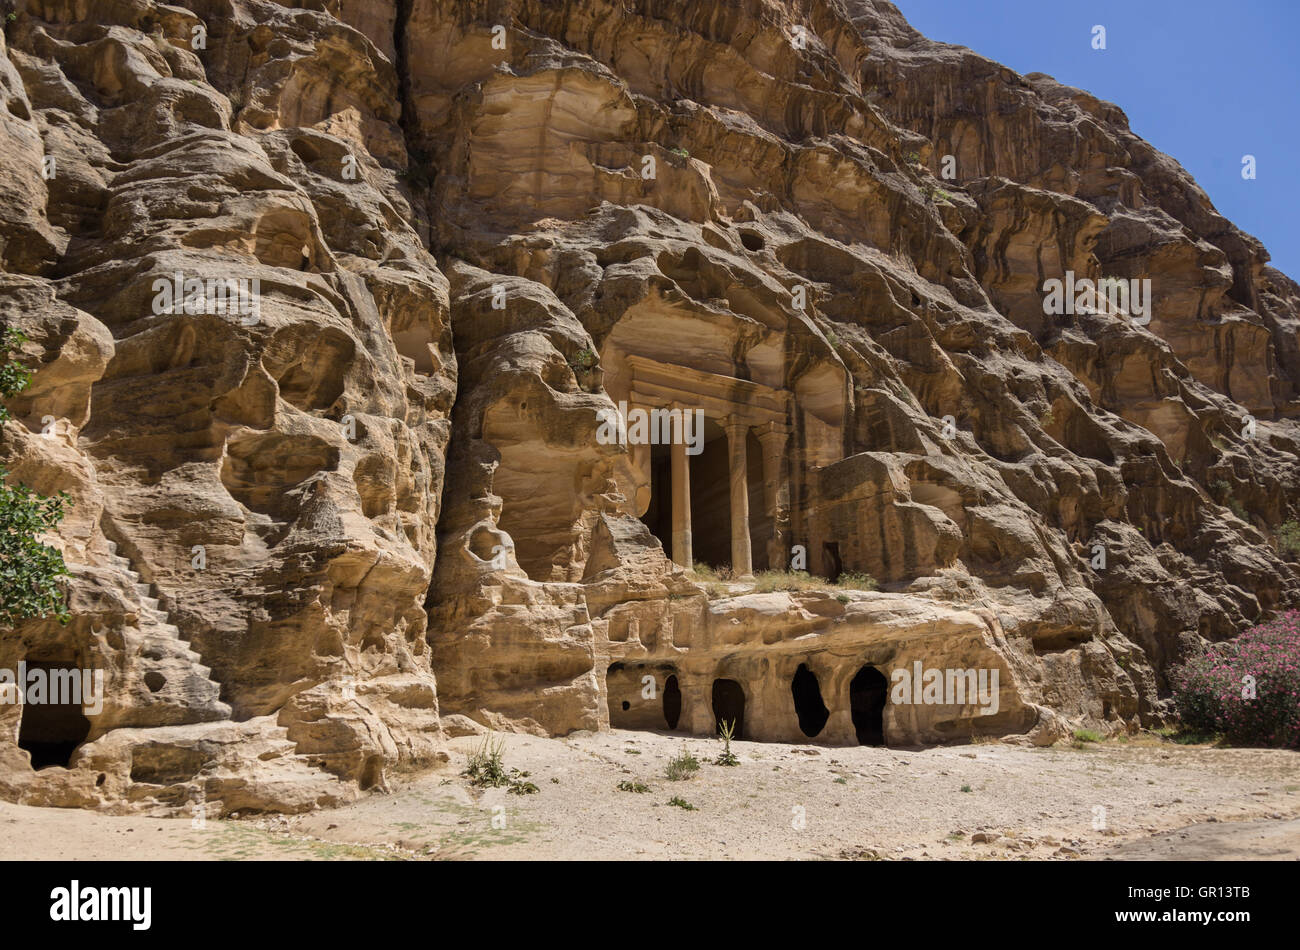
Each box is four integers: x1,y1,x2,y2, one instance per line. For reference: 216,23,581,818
2,730,1297,860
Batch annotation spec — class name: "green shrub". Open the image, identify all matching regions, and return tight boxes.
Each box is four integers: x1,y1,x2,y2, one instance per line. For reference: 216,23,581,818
568,348,596,371
1276,520,1300,556
0,329,71,627
1169,611,1300,748
463,733,538,794
714,719,738,766
665,747,700,781
749,570,818,593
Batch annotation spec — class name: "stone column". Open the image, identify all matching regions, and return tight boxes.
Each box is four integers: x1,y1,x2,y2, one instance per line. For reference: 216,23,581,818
725,418,753,577
670,411,693,569
758,427,789,572
629,400,651,517
681,673,715,736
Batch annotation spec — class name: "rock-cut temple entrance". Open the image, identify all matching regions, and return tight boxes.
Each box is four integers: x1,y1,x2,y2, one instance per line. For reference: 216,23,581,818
623,356,791,575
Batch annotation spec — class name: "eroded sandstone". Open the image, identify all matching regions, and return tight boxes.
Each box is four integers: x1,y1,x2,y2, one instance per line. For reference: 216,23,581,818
0,0,1296,815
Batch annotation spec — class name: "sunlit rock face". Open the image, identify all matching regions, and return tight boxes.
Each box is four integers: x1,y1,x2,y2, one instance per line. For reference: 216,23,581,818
0,0,1296,813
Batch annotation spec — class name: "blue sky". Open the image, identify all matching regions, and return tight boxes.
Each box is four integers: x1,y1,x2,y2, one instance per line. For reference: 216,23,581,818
893,0,1300,281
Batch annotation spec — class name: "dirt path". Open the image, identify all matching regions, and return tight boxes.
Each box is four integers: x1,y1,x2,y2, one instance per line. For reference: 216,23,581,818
2,731,1297,860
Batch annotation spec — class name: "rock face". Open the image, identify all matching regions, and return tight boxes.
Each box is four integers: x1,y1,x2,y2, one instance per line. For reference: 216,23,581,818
0,0,1296,813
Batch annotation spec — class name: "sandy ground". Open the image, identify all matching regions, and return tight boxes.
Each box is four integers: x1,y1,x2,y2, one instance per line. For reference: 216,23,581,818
2,730,1298,860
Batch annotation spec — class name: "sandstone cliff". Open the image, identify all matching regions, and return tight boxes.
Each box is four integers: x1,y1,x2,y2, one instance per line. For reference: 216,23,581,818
0,0,1296,815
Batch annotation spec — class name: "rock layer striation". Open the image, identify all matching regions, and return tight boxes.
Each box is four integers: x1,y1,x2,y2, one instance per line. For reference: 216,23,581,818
0,0,1296,813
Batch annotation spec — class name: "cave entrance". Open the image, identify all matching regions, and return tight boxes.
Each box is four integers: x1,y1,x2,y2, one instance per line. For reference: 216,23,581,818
791,663,829,738
608,663,683,731
17,661,92,770
822,541,843,584
663,674,682,729
849,666,887,746
711,678,745,739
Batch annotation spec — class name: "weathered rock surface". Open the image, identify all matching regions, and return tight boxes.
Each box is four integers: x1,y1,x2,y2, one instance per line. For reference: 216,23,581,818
0,0,1296,813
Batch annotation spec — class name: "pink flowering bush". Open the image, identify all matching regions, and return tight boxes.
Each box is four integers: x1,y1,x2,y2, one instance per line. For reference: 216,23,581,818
1169,611,1300,748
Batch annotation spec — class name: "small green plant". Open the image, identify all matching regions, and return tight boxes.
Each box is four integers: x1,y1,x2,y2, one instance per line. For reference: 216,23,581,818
1039,407,1056,428
904,150,921,164
1072,728,1102,745
749,569,816,592
462,733,538,794
834,776,848,785
689,563,720,581
714,719,739,766
671,147,690,159
689,562,734,582
463,732,507,787
1277,520,1300,556
667,796,697,810
835,593,850,604
0,329,31,401
695,567,879,598
960,784,972,793
688,562,734,598
569,347,596,371
1163,729,1221,746
665,746,700,781
617,779,650,793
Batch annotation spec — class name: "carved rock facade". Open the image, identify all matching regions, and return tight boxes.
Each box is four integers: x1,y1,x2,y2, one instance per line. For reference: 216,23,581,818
0,0,1296,814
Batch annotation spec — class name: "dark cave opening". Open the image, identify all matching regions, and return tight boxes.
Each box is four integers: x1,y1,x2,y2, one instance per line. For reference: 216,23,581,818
711,678,745,739
17,661,91,770
663,674,682,729
849,665,887,746
790,663,829,738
